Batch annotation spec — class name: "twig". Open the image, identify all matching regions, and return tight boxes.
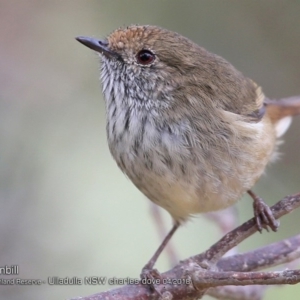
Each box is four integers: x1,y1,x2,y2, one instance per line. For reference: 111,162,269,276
71,193,300,300
192,269,300,289
192,192,300,265
217,234,300,272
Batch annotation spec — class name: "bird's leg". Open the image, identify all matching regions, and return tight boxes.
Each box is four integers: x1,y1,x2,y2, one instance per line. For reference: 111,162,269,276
140,222,179,291
247,190,279,232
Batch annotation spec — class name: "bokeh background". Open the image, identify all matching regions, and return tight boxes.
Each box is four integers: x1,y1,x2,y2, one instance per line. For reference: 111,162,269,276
1,1,300,299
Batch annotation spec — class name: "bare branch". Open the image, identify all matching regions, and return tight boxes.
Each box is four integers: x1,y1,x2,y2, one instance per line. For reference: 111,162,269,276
71,193,300,300
217,234,300,272
191,192,300,265
192,269,300,289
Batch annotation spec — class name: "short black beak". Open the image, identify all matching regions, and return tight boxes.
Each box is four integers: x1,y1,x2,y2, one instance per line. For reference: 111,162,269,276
75,36,120,60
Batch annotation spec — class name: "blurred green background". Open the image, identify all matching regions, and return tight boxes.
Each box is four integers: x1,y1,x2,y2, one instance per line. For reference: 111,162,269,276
0,1,300,299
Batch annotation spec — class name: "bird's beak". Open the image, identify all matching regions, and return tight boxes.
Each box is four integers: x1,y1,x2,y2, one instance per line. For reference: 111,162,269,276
75,36,121,60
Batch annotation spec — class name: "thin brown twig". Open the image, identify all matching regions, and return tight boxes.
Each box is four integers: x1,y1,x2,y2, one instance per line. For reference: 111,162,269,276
71,193,300,300
217,233,300,272
206,233,300,299
192,269,300,289
192,192,300,265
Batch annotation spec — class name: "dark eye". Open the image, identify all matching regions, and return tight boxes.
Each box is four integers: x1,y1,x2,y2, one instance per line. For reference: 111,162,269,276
136,50,155,65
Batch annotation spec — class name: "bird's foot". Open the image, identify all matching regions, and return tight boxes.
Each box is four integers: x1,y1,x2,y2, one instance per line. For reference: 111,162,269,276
248,190,279,232
140,266,162,296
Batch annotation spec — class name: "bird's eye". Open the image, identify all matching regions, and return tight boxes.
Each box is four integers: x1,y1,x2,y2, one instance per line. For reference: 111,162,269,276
136,50,155,65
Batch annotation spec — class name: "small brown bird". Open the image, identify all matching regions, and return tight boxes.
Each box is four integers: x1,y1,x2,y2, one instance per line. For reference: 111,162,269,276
76,25,300,277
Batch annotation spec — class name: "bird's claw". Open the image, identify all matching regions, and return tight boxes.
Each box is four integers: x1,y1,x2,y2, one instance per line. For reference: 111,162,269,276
253,196,279,232
140,267,162,296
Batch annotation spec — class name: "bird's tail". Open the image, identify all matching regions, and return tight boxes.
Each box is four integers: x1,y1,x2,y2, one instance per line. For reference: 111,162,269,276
265,96,300,137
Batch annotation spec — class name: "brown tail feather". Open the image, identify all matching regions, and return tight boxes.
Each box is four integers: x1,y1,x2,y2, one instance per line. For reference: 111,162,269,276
265,96,300,123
